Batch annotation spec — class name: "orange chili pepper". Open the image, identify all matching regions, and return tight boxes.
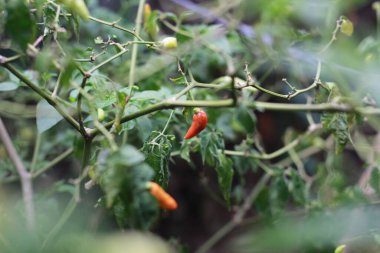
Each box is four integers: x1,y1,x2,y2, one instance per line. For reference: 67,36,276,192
148,182,178,210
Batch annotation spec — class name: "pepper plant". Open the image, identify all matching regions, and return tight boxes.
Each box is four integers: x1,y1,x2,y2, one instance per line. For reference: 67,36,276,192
1,0,380,252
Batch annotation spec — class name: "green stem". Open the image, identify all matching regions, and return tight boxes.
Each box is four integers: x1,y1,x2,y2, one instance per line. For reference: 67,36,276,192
77,77,89,136
41,197,77,250
320,17,342,54
30,134,42,171
174,83,195,99
88,98,235,137
128,0,145,94
224,137,300,160
33,148,73,178
251,101,380,114
94,121,118,151
89,16,144,41
161,110,174,134
87,49,128,74
2,63,81,132
52,71,63,97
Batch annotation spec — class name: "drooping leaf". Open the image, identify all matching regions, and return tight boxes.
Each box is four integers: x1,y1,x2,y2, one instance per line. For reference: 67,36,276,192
199,131,234,206
36,99,64,133
215,151,234,207
200,130,224,166
0,81,18,91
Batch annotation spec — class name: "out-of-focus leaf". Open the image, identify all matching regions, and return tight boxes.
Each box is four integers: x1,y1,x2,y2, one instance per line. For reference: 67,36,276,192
370,168,380,196
141,131,175,188
5,0,36,50
60,57,77,89
334,244,346,253
35,49,55,73
95,145,158,229
144,10,160,40
0,81,18,91
36,99,64,133
231,105,256,134
235,207,380,253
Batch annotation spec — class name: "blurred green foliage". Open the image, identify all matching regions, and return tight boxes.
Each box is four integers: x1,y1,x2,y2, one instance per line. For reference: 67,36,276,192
1,0,380,252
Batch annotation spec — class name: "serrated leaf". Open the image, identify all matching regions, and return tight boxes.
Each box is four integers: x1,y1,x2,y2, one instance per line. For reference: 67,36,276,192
200,131,224,166
215,151,234,207
141,131,174,188
0,81,19,91
36,99,63,133
320,84,352,154
322,112,349,154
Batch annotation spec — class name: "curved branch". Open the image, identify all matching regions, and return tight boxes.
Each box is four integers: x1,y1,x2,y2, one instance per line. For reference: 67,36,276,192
0,118,35,230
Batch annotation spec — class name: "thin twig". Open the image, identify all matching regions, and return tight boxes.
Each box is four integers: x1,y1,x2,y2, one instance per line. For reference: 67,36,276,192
0,117,35,230
195,174,271,253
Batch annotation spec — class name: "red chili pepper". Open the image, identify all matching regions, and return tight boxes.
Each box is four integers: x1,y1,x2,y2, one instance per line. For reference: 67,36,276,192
184,109,208,139
148,182,178,210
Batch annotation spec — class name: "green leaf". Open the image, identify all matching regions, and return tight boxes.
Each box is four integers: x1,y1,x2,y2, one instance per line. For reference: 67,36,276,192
322,112,349,154
200,130,224,166
36,99,64,133
60,57,77,89
231,105,256,134
0,81,18,91
95,145,158,229
5,0,36,50
141,131,175,188
215,151,234,207
35,49,55,73
320,84,352,154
